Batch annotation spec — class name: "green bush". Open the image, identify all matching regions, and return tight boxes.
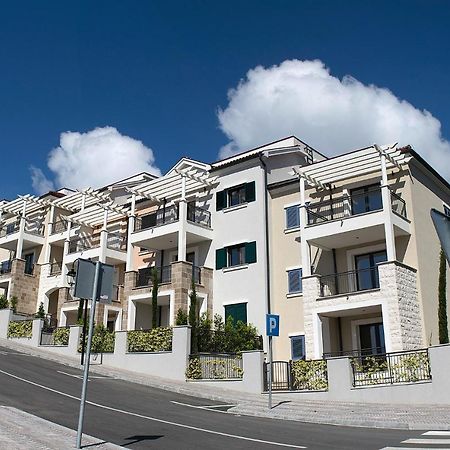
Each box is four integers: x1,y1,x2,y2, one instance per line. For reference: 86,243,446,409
9,296,18,314
185,357,202,379
127,327,173,352
79,324,115,353
7,320,32,338
291,360,328,390
0,295,8,309
53,327,70,346
175,308,188,325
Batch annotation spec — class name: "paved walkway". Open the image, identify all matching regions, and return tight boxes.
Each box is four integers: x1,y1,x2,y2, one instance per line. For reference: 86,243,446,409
0,406,124,449
2,338,450,431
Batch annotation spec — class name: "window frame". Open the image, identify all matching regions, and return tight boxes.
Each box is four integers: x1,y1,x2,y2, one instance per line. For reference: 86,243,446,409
227,184,247,208
287,268,303,294
444,204,450,217
228,244,246,267
285,204,300,230
290,335,306,361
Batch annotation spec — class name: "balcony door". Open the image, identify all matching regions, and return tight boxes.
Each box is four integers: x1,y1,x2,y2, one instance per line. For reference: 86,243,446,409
359,322,385,356
355,250,387,291
351,184,382,215
24,253,34,275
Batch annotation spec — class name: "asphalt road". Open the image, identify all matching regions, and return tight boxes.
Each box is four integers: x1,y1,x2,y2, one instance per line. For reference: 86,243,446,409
0,346,422,450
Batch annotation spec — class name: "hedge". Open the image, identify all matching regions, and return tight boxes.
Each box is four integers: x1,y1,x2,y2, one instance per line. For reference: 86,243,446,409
127,327,173,352
7,320,33,339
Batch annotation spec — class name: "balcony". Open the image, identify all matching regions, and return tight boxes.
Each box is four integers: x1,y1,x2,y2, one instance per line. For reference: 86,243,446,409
135,264,202,288
131,205,213,250
49,261,63,276
319,267,380,297
0,218,45,251
303,187,410,248
51,220,68,235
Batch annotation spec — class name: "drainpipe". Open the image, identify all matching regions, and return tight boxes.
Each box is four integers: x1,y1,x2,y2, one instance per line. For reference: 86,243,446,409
259,154,271,315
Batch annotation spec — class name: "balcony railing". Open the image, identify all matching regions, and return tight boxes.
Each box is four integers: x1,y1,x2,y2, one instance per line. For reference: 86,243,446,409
323,347,386,359
136,265,172,287
49,261,63,276
51,219,68,234
135,205,179,232
68,235,100,254
390,191,407,219
319,266,380,297
106,232,127,252
187,206,211,228
24,218,44,236
0,260,12,275
0,221,20,238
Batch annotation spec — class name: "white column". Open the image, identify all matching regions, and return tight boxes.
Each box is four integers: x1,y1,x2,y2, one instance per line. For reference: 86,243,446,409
16,202,27,259
380,153,396,261
126,194,136,271
299,177,311,276
342,188,351,217
44,205,55,264
62,220,72,285
177,175,187,261
99,209,108,263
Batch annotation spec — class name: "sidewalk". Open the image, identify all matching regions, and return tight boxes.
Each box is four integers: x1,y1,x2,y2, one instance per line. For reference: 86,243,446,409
2,338,450,431
0,406,124,449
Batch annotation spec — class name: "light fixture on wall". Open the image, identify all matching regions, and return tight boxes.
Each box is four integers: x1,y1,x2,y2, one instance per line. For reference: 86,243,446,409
67,263,77,288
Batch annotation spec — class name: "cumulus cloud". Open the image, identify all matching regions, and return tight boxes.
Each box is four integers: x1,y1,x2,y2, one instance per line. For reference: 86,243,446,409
218,59,450,180
32,127,161,193
30,167,55,195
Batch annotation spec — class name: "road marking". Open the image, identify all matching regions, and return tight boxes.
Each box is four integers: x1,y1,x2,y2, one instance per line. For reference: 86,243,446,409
402,438,450,444
381,448,450,450
423,431,450,436
0,368,306,448
170,400,236,414
57,370,110,380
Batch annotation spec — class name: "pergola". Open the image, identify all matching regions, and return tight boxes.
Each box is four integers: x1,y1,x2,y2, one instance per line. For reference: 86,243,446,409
51,188,111,213
0,195,52,221
293,144,409,189
62,201,129,228
128,166,218,204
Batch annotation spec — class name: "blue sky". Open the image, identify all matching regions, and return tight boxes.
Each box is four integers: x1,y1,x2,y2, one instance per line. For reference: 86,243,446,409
1,0,450,198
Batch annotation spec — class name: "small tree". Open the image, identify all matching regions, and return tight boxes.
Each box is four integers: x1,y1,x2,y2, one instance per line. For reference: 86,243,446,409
175,308,188,325
438,248,449,344
0,295,8,309
9,296,18,314
35,302,46,319
151,267,159,329
188,278,199,353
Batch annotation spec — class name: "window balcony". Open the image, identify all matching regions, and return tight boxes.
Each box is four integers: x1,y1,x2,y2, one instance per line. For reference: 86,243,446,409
51,220,68,235
319,267,381,297
0,218,45,251
134,264,202,289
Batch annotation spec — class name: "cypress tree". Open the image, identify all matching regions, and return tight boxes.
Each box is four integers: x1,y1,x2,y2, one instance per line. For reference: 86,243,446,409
438,248,449,344
189,277,198,353
151,267,159,329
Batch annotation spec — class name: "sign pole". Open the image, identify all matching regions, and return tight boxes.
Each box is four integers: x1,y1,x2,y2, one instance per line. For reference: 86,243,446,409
268,334,273,410
76,261,101,449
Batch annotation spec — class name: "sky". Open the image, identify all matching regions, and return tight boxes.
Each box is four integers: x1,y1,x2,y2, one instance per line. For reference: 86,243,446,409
1,0,450,198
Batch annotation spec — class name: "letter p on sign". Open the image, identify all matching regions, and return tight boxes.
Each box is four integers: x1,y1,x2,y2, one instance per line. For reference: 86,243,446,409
266,314,280,337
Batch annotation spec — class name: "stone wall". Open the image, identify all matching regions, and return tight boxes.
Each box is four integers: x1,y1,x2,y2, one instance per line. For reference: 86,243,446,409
8,259,41,315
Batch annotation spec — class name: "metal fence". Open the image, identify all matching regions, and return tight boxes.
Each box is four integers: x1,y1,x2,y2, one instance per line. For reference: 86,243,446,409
187,206,211,228
0,260,12,275
51,219,68,234
319,267,380,297
351,349,431,387
390,191,407,219
49,261,62,276
263,360,328,391
106,232,127,251
136,265,172,287
188,353,243,379
24,218,44,235
68,235,100,253
0,221,20,238
135,206,179,231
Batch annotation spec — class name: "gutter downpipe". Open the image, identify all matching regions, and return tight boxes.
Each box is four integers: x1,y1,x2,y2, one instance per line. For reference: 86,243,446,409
259,153,271,316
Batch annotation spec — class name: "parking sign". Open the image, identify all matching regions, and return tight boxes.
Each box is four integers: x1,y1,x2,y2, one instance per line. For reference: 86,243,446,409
266,314,280,337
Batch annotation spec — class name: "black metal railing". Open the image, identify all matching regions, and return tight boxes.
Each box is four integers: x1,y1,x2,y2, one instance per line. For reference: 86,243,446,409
0,221,20,238
0,260,12,275
187,206,211,228
351,348,431,386
24,218,44,236
192,265,201,284
263,360,328,391
51,219,68,234
390,190,407,219
136,265,172,287
188,353,243,380
106,232,127,251
68,235,100,253
306,187,383,225
323,346,386,359
49,261,63,276
134,205,179,232
319,266,380,297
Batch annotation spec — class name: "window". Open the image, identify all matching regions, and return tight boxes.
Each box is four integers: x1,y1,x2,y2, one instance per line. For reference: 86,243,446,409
287,268,302,294
224,303,247,325
351,184,382,215
355,250,387,291
216,241,257,269
285,205,300,229
24,253,34,275
216,181,256,210
444,204,450,217
290,335,305,361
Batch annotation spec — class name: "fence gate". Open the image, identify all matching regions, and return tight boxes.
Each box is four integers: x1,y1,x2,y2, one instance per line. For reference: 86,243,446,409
263,361,292,391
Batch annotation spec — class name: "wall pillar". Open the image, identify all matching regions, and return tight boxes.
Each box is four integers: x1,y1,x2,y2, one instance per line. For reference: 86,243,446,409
126,194,136,272
177,175,187,262
99,209,108,264
299,176,311,276
62,221,72,286
302,275,322,359
380,151,396,261
44,205,55,264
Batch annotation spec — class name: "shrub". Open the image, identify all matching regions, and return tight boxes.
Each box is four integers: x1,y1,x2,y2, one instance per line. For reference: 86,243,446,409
9,296,18,314
291,360,328,390
7,320,32,338
35,302,46,319
185,357,202,379
175,308,188,325
53,327,70,346
79,324,115,353
127,327,173,352
0,295,8,309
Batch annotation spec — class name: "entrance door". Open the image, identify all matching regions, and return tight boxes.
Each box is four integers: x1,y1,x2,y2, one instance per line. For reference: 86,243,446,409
359,322,385,355
355,251,387,291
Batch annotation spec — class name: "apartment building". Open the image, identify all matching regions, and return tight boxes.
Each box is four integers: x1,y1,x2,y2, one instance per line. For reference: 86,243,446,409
1,136,449,361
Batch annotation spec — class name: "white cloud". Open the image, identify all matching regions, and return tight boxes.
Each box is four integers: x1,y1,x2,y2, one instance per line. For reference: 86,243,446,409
217,59,450,180
32,127,161,193
30,166,55,195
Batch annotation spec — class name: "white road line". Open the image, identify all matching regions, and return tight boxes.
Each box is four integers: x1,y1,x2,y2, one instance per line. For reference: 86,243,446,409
402,438,450,444
0,368,306,449
381,448,450,450
423,431,450,436
170,400,236,414
57,370,109,380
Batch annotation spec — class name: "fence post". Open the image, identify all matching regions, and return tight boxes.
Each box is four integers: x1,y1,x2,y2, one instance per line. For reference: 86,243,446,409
31,319,43,347
0,309,12,339
242,350,264,393
171,325,191,381
68,326,82,356
326,357,353,401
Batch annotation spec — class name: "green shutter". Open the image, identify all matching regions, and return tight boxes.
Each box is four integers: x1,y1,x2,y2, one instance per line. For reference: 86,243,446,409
216,190,226,211
225,303,247,325
245,181,256,203
215,248,227,269
245,241,257,264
